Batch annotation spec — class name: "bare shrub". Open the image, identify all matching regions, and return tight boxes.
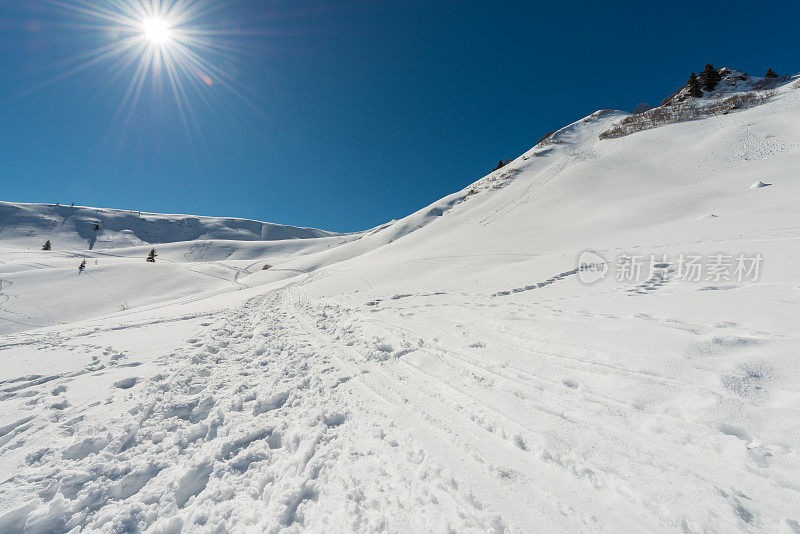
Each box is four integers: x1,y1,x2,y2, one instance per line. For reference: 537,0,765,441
752,78,780,91
661,88,684,107
536,131,556,146
599,91,774,140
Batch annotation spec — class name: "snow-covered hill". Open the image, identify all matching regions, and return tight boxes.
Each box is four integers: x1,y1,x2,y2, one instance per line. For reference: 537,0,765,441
0,202,342,250
1,69,799,533
0,203,362,335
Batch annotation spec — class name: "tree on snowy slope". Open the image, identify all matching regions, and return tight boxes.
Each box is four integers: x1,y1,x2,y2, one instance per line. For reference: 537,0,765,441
493,159,511,171
146,248,157,263
687,72,703,97
765,68,779,78
42,240,51,251
701,64,722,91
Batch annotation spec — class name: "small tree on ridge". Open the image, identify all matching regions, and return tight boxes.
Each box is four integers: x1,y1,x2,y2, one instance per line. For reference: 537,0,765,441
701,64,722,91
687,73,703,97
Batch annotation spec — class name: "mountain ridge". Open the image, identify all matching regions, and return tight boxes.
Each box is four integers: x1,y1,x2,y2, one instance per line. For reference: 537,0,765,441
0,201,346,251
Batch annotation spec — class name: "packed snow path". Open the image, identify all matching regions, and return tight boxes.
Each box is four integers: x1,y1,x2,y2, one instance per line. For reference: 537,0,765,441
1,277,797,532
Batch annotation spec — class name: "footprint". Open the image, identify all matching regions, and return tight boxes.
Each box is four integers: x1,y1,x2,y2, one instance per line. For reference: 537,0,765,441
175,461,213,508
113,377,138,389
322,412,347,428
253,391,290,415
562,379,579,389
62,435,111,461
718,424,751,442
49,399,70,410
25,448,50,465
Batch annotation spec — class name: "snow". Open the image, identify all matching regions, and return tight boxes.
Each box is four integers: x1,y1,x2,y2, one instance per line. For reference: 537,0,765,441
1,72,800,532
0,202,344,250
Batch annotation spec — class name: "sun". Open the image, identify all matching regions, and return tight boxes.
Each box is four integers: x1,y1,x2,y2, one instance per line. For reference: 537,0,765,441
142,17,171,45
37,0,266,139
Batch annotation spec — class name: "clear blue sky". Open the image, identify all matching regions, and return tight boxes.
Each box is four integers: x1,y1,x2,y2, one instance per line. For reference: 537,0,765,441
0,0,796,232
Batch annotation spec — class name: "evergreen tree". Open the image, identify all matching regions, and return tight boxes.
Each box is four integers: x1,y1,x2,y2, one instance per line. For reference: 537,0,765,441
78,259,86,273
687,72,703,97
765,68,779,79
146,248,157,263
701,64,722,91
42,240,51,251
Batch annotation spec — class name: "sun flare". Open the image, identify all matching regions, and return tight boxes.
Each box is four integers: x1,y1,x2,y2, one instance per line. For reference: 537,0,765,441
142,17,170,45
39,0,263,138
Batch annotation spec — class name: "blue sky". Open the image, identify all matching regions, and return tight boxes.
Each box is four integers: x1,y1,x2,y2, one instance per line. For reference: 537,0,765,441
0,0,796,232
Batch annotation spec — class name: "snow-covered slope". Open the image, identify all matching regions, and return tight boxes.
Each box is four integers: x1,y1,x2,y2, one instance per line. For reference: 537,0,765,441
0,203,362,334
0,202,342,250
1,71,799,533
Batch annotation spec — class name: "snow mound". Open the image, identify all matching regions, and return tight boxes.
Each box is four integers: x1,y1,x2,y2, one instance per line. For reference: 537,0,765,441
750,180,772,189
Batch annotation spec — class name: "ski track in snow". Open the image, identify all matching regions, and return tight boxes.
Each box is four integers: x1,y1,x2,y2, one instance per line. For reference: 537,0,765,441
0,287,520,532
1,279,797,532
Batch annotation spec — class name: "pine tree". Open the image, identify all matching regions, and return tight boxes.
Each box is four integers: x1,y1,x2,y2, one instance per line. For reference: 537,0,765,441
146,248,157,263
78,259,86,273
701,64,722,91
765,68,779,79
42,240,51,251
687,72,703,97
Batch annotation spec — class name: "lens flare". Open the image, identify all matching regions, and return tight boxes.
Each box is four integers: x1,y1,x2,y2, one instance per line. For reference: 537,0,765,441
36,0,264,140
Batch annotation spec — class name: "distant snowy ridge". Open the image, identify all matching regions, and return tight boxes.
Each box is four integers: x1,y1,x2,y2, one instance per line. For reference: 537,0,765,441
0,201,344,250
